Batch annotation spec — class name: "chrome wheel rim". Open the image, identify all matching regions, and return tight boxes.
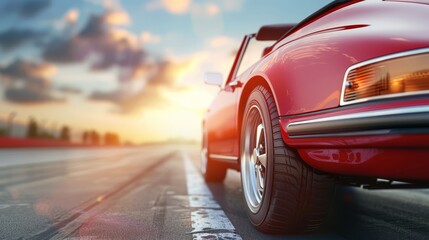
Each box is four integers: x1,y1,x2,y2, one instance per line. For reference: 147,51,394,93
241,105,267,213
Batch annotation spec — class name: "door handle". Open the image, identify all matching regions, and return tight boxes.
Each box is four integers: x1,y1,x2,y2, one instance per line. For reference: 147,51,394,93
228,80,242,89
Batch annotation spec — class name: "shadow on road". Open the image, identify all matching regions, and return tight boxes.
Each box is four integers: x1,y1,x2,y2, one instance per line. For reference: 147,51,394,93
207,169,429,240
330,186,429,240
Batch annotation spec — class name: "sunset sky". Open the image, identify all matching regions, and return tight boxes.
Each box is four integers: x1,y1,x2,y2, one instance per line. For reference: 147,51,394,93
0,0,330,143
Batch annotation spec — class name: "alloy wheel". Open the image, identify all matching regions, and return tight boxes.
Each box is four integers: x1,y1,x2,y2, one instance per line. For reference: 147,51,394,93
241,105,267,213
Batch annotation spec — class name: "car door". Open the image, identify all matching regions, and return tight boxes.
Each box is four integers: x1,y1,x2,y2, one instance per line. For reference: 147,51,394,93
206,34,253,157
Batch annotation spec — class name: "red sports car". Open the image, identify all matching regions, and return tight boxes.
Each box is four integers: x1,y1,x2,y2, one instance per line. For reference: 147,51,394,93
201,0,429,234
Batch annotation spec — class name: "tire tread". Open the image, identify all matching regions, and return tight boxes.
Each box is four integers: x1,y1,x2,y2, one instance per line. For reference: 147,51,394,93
252,86,335,233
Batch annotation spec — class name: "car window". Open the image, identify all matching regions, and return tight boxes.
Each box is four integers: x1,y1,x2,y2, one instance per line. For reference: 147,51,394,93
235,38,275,77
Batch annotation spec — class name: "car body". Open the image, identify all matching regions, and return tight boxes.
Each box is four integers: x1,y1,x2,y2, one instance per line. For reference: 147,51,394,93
202,0,429,233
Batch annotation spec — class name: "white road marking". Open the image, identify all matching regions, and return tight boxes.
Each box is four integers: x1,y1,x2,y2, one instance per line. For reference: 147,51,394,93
188,196,220,209
183,153,243,240
0,203,29,210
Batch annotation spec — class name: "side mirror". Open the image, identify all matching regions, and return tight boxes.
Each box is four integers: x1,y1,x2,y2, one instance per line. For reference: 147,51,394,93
204,72,223,87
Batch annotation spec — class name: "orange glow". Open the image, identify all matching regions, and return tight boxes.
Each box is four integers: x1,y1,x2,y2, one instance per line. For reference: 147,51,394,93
23,62,57,80
109,29,139,48
104,10,130,25
161,0,190,14
97,195,105,202
344,53,429,103
205,4,220,16
141,31,161,44
64,9,79,24
390,78,404,93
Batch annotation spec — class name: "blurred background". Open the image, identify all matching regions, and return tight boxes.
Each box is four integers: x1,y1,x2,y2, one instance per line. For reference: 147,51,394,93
3,2,428,240
0,0,330,146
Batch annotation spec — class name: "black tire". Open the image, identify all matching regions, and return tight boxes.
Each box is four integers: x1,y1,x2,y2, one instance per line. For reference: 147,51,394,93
240,86,335,233
201,128,227,182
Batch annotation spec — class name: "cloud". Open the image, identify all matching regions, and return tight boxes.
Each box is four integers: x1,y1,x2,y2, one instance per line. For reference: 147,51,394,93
146,0,190,14
42,38,85,63
145,0,242,16
161,0,190,14
56,85,82,94
220,0,244,11
145,1,234,15
0,29,46,51
141,31,161,44
64,9,79,24
103,10,130,25
4,87,63,103
87,0,130,25
54,9,80,31
205,3,220,16
88,60,192,114
3,0,51,18
40,7,183,112
88,0,122,10
0,5,192,112
43,11,144,81
209,36,234,48
90,85,169,114
0,59,56,84
0,59,63,103
147,60,191,86
191,3,224,39
79,15,107,38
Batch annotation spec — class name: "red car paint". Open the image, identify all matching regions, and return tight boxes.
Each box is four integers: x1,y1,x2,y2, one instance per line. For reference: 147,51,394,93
204,0,429,181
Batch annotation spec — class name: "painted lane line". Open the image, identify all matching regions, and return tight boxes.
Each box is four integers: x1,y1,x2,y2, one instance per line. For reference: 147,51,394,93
0,203,30,210
183,153,243,240
188,195,220,209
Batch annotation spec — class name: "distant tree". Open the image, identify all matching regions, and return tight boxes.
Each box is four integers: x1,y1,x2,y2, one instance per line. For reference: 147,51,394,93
112,133,120,145
0,128,6,136
90,130,100,145
39,131,54,139
82,131,89,144
27,118,38,138
104,132,120,145
60,126,71,142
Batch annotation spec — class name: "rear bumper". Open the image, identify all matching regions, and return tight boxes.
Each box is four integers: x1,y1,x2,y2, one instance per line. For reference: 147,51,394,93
287,105,429,138
280,99,429,182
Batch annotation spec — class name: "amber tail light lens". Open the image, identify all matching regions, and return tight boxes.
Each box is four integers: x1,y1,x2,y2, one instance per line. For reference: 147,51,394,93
342,51,429,105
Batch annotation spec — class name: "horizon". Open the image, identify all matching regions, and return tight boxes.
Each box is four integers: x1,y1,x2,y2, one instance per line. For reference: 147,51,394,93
0,0,331,144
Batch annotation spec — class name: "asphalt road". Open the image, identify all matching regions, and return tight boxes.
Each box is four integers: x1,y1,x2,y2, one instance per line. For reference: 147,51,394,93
0,145,428,240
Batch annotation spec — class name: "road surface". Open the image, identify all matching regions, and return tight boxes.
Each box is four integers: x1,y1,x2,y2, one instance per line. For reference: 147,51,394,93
0,145,428,239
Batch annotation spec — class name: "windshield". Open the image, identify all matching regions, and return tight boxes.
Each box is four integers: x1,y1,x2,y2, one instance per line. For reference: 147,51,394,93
236,38,275,77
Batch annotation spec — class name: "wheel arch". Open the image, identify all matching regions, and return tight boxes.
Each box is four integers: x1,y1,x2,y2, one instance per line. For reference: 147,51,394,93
237,75,281,167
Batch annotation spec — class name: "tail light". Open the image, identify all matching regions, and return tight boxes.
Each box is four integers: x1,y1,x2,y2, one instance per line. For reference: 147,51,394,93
341,49,429,105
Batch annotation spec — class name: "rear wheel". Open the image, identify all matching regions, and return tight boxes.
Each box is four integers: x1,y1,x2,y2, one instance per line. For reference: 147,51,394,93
240,86,335,233
201,129,227,182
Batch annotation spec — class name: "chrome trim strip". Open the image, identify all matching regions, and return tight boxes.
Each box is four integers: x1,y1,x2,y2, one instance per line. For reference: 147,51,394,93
289,129,392,139
287,105,429,137
209,154,238,162
340,48,429,106
289,105,429,127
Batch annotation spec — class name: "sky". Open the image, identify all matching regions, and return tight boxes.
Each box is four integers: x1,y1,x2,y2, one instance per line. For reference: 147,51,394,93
0,0,331,144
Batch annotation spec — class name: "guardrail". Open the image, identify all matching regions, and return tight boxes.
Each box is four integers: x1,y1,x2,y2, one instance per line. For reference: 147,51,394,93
0,136,101,148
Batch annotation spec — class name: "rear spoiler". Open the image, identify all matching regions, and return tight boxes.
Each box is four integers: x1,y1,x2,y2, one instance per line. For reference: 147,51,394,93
256,24,296,41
